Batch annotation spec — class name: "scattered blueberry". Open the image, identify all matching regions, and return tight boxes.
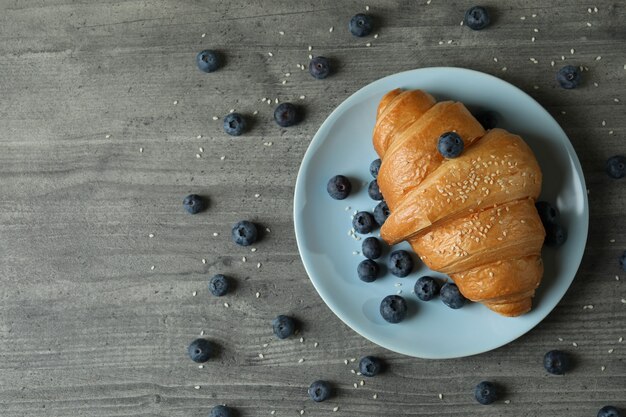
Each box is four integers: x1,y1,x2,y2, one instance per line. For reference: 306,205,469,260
606,155,626,179
464,6,490,30
359,356,383,377
209,274,230,297
188,338,213,363
196,50,221,73
440,282,466,309
272,315,296,339
223,112,246,136
327,175,352,200
475,110,498,130
380,295,408,323
388,250,413,277
274,102,300,127
474,381,498,405
183,194,206,214
535,201,559,226
308,380,332,402
362,236,382,259
620,251,626,272
543,350,571,375
353,211,376,234
370,159,382,178
209,405,234,417
368,180,384,200
309,56,331,79
544,222,567,247
373,200,390,226
557,65,582,89
598,406,623,417
414,276,440,301
231,220,258,246
358,259,379,282
437,131,464,158
349,13,373,37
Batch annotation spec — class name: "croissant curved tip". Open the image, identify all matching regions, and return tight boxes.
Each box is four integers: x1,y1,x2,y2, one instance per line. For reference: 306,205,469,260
484,297,532,317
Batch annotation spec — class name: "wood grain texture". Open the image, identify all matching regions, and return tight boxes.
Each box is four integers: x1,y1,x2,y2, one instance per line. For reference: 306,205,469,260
0,0,624,416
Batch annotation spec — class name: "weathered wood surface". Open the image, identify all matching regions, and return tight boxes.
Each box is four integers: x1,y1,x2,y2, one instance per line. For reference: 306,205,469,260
0,0,624,416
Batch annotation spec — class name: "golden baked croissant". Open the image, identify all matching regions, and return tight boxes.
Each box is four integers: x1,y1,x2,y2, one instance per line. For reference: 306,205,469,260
374,88,545,317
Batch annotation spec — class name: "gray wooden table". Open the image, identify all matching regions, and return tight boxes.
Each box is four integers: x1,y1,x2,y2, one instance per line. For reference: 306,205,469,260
1,1,624,416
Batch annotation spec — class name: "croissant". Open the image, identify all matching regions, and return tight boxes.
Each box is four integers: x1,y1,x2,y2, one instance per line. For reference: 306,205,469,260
374,89,545,317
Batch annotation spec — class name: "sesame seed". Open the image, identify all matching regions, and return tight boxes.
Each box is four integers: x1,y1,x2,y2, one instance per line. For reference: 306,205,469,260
570,48,575,54
271,411,275,415
588,7,592,12
329,26,334,32
281,80,287,84
601,366,606,371
173,100,178,105
298,358,304,363
220,156,225,160
200,330,204,335
583,305,594,310
594,6,598,12
242,256,247,262
253,110,258,115
572,342,578,347
263,343,269,348
502,67,507,71
224,302,229,308
194,385,201,389
199,364,204,368
608,348,614,354
551,61,555,66
596,56,602,61
195,154,201,159
447,40,452,44
504,400,511,404
493,57,498,62
621,299,626,304
255,292,260,298
192,291,197,296
251,248,257,253
558,337,564,341
314,342,319,347
531,37,535,42
308,54,313,60
438,393,443,400
105,134,111,138
561,55,565,60
279,31,285,35
614,98,620,103
373,393,378,399
587,22,592,27
150,265,155,270
619,337,623,343
268,52,273,57
213,232,219,236
360,380,365,386
254,193,260,198
520,16,526,20
438,41,444,45
300,410,304,415
374,33,379,38
366,42,371,47
426,0,431,4
602,120,606,126
201,33,206,37
257,262,261,268
333,406,339,412
353,383,358,389
259,353,264,358
350,369,356,374
344,359,349,365
275,98,279,104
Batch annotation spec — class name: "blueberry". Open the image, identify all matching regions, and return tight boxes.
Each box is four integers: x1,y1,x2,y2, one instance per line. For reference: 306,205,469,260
362,236,382,259
438,131,464,158
223,113,246,136
188,338,213,363
366,180,383,201
373,200,390,226
440,282,466,309
464,6,490,30
475,110,498,130
358,259,379,282
557,65,582,89
349,13,373,37
309,56,331,79
388,250,413,277
620,251,626,272
544,222,567,247
598,406,623,417
370,159,382,178
414,276,440,301
353,211,376,234
380,295,408,323
274,102,300,127
535,201,559,226
359,356,383,377
474,381,498,405
209,405,234,417
272,315,295,339
209,274,230,297
327,175,352,200
183,194,206,214
543,350,571,375
606,155,626,179
308,380,332,402
196,50,221,73
231,220,258,246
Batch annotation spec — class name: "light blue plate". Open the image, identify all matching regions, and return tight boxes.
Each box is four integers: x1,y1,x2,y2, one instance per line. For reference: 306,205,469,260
293,67,588,359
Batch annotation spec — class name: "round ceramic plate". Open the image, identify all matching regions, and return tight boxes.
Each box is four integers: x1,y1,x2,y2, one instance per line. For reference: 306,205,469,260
293,67,588,359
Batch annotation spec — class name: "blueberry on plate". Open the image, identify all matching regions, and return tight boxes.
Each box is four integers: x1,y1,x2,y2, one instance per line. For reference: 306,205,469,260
370,158,382,178
357,259,379,282
535,201,559,226
557,65,582,89
183,194,206,214
438,132,464,158
308,380,332,402
223,112,247,136
380,295,408,323
209,274,230,297
475,110,498,130
474,381,498,405
544,222,567,247
388,250,413,277
196,50,221,73
188,338,213,363
231,220,258,246
620,251,626,272
373,200,390,226
598,406,623,417
209,405,234,417
440,282,466,309
353,211,376,234
349,13,373,37
359,356,383,377
368,179,383,200
272,315,295,339
606,155,626,179
274,102,300,127
414,276,440,301
362,236,382,259
464,6,490,30
327,175,352,200
309,56,331,79
543,349,571,375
